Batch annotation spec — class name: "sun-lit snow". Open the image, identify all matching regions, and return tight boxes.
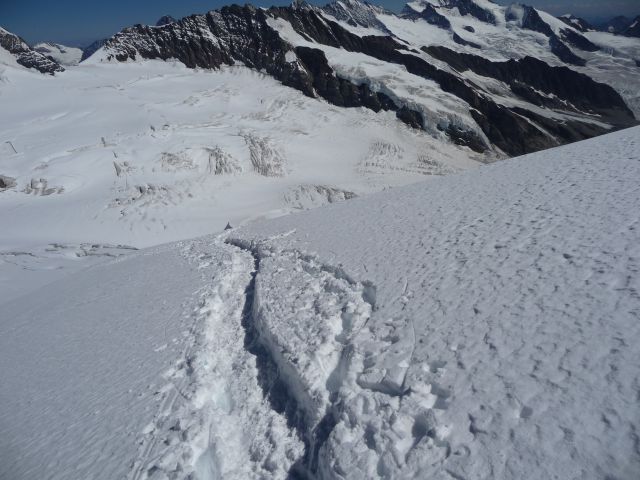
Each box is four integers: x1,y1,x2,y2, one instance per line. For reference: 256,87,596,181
1,2,640,478
33,42,83,66
0,59,479,248
1,125,638,479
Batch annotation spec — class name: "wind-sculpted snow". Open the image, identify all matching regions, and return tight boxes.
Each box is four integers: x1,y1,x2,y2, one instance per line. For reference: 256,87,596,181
1,126,639,479
230,125,640,478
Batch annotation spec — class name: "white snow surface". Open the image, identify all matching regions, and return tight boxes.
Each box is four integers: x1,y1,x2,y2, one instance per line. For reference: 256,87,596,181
0,59,481,302
2,125,639,479
33,42,83,66
0,59,478,246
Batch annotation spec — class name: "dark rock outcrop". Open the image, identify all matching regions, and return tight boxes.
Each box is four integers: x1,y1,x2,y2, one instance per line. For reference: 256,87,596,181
558,14,594,33
549,34,586,66
403,3,451,29
453,32,481,48
560,28,599,52
0,27,64,74
505,5,590,64
424,46,633,119
507,4,552,36
98,3,636,157
322,0,391,33
436,0,496,24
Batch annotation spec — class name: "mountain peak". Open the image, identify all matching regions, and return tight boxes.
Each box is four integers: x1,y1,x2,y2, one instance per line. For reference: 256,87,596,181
322,0,392,32
156,15,177,27
0,27,64,74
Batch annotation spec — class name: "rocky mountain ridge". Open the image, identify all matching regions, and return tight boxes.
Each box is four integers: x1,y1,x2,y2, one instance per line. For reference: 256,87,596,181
90,0,636,157
0,27,64,74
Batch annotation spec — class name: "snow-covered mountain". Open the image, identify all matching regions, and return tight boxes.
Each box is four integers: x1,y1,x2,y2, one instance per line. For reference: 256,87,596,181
1,0,639,292
1,2,640,478
89,1,637,157
33,42,83,65
0,26,63,74
557,14,594,33
2,123,638,480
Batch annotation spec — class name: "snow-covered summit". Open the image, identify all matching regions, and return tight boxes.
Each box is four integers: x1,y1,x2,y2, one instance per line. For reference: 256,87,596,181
0,26,64,74
321,0,392,33
89,2,637,159
558,13,594,33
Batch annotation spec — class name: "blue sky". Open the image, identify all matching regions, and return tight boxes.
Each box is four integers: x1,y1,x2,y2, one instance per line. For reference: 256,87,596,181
1,0,638,47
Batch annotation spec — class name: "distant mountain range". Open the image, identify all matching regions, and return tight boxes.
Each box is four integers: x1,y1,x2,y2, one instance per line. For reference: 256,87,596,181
1,2,639,156
3,8,638,73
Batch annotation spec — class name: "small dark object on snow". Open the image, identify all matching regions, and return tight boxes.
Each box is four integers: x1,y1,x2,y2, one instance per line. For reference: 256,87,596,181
225,222,233,230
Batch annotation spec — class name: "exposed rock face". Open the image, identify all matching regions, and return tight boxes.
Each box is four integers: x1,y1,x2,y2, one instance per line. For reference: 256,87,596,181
321,0,391,33
506,4,594,65
453,31,481,48
402,3,451,29
558,14,594,33
506,4,552,36
549,34,586,66
96,2,636,156
424,46,634,152
433,0,496,24
560,28,599,52
0,27,64,74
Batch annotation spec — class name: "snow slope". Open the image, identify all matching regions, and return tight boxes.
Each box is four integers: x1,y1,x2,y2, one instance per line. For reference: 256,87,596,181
0,59,478,252
231,125,640,479
2,125,638,479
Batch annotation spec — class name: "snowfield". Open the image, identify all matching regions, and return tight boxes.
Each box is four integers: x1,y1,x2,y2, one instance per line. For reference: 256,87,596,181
0,60,479,247
0,59,479,304
1,125,639,479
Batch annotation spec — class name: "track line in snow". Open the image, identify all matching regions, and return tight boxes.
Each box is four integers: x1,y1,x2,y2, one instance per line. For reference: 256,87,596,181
226,237,454,477
129,238,302,479
130,234,455,479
